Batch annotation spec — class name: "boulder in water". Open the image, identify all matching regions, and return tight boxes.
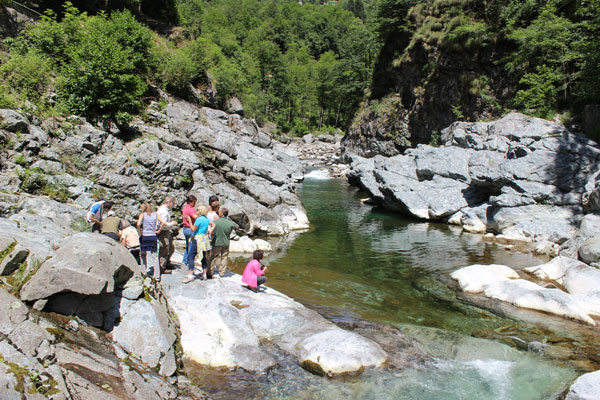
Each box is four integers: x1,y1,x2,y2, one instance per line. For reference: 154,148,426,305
450,264,519,293
566,370,600,400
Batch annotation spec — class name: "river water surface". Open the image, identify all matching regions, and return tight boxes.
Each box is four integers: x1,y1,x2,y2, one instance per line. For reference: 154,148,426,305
211,172,580,399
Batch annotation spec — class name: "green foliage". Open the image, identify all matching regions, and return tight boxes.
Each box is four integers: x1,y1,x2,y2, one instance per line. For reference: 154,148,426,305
154,43,199,97
57,10,149,120
41,183,71,202
0,50,52,102
8,4,153,121
173,0,376,131
373,0,600,124
17,168,47,194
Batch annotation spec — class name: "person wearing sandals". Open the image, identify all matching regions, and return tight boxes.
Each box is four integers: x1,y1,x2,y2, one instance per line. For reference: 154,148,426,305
242,250,268,293
137,202,167,281
183,205,215,283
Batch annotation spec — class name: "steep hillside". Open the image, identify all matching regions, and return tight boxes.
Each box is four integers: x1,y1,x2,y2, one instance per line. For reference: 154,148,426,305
343,0,600,158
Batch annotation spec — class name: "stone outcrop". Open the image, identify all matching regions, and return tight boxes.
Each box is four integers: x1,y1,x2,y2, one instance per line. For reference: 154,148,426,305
0,100,309,237
1,223,182,378
451,257,600,325
0,287,209,400
161,272,388,377
346,113,600,251
283,132,347,177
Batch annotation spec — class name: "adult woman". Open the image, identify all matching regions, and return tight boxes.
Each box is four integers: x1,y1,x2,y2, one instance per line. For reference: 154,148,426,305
181,195,197,265
137,202,167,281
183,205,215,283
242,250,267,293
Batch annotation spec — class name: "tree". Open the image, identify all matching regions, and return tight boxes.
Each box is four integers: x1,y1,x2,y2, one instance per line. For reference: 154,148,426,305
507,3,579,115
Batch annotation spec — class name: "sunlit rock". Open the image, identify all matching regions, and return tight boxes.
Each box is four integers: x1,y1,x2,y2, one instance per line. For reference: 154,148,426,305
450,264,519,293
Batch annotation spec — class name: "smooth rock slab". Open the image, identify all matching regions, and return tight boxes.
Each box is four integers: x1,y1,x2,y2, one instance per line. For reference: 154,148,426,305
450,264,520,293
523,256,587,284
483,279,595,325
453,262,597,325
111,299,177,373
566,370,600,400
161,273,387,375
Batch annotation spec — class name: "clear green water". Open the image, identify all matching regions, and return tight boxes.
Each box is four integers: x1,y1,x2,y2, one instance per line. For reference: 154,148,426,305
217,176,578,399
232,177,544,334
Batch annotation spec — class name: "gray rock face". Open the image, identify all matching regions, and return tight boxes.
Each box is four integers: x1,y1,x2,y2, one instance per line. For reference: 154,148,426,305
5,226,181,378
21,232,140,302
1,99,308,237
0,109,29,132
111,295,178,373
561,214,600,258
0,286,197,400
345,113,600,248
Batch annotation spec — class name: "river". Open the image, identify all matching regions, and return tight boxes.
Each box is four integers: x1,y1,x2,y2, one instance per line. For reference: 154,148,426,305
197,171,582,399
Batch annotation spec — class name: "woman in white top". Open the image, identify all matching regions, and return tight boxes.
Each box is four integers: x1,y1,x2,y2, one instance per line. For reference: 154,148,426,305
136,202,167,281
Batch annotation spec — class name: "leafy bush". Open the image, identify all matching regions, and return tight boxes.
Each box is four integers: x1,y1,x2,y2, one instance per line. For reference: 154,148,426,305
155,44,199,97
11,5,154,121
0,51,52,101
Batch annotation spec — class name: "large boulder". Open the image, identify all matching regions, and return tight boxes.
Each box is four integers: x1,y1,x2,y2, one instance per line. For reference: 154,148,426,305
161,273,388,376
21,232,140,302
566,370,600,400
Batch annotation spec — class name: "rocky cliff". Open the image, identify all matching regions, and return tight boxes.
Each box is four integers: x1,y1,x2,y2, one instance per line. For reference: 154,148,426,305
346,113,600,258
0,97,308,236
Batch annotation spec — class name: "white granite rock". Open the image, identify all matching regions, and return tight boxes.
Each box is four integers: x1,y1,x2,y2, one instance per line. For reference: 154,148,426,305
566,370,600,400
297,329,387,376
228,236,272,253
523,256,586,284
482,279,595,325
450,264,520,293
161,273,387,375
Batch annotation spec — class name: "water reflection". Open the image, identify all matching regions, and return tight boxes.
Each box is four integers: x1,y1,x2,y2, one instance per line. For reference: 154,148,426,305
232,177,542,333
221,176,578,399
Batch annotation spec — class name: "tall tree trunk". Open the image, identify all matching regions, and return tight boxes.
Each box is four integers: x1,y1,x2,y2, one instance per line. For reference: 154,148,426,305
335,98,342,126
319,107,324,130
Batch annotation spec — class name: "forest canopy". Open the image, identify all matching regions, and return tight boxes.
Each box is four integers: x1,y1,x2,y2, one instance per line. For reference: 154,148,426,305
1,0,598,133
0,0,376,133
